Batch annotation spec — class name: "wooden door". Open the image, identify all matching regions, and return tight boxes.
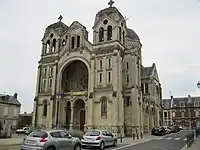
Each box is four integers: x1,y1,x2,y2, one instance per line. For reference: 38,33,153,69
80,110,85,131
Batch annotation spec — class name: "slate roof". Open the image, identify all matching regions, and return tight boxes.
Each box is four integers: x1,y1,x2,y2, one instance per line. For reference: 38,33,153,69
141,65,154,77
0,94,21,106
127,28,140,41
162,99,172,109
46,21,69,31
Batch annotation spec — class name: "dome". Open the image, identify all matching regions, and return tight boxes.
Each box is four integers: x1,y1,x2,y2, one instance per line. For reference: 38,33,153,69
127,28,140,41
46,21,68,31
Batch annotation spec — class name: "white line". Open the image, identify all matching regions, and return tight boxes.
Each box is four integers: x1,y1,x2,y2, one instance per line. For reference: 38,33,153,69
174,138,180,140
165,137,172,140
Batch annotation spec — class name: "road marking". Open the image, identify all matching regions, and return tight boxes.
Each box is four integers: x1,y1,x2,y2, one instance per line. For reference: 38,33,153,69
174,138,180,140
165,137,172,140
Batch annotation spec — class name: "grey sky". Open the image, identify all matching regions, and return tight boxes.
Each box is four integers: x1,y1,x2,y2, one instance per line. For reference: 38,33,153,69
0,0,200,113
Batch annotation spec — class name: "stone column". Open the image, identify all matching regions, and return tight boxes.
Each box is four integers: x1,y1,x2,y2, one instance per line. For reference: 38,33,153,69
42,43,46,55
69,106,74,130
84,105,88,131
87,55,95,129
56,39,60,52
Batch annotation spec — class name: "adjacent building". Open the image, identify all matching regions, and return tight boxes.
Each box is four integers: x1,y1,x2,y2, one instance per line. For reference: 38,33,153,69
163,95,200,129
32,1,162,137
0,93,21,133
18,112,33,128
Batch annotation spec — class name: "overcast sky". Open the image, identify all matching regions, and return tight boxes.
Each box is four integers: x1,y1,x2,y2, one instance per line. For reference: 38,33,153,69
0,0,200,113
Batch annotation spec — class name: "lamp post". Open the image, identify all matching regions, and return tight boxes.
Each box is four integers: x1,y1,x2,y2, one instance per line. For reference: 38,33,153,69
196,81,200,128
56,91,62,129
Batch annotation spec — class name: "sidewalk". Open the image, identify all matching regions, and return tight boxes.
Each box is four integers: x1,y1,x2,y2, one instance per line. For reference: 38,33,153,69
184,136,200,150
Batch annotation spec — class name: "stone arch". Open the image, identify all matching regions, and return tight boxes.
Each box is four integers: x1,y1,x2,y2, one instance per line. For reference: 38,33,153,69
100,96,107,118
57,56,91,92
42,99,50,117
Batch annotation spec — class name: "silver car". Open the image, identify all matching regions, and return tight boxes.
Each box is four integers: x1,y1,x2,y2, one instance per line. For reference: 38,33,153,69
20,129,81,150
81,130,117,150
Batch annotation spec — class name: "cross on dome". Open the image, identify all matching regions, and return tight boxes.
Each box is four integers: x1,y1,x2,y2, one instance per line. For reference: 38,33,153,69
108,0,114,7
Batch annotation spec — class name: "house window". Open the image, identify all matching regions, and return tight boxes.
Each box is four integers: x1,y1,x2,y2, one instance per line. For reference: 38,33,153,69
108,72,111,83
181,111,184,117
99,73,102,84
119,27,122,41
49,78,53,88
126,62,129,70
49,67,53,77
125,96,131,107
99,60,103,69
99,27,104,42
43,68,47,77
180,102,185,107
107,25,112,41
164,112,167,118
194,101,199,107
3,107,8,116
101,97,107,117
77,36,80,47
14,108,18,117
126,75,129,83
172,112,175,117
43,100,48,117
145,83,148,93
108,58,111,68
43,79,46,89
71,37,75,49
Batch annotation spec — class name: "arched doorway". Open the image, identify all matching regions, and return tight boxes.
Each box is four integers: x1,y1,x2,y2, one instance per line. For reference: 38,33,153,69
73,99,85,131
61,60,88,92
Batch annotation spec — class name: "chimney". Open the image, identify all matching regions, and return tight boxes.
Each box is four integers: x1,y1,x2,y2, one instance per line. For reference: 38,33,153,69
188,94,192,103
170,95,173,99
14,93,18,99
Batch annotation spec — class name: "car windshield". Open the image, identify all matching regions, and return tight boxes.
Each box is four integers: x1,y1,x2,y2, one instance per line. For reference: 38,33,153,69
85,131,100,136
29,131,48,138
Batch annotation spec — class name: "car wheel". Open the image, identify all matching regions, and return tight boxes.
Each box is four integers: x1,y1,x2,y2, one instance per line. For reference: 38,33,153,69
99,141,105,150
74,144,81,150
47,146,56,150
113,140,117,147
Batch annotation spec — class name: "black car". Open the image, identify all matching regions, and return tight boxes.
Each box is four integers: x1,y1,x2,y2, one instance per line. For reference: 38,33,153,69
151,126,166,136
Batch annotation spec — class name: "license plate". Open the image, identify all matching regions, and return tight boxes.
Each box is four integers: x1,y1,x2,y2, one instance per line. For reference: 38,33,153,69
27,140,36,144
87,138,95,141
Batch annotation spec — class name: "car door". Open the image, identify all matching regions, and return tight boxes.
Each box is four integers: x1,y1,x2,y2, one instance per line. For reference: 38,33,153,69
60,131,73,150
50,131,65,150
105,131,114,145
101,131,109,146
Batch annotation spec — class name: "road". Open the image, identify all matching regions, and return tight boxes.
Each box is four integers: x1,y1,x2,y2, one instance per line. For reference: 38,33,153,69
118,130,191,150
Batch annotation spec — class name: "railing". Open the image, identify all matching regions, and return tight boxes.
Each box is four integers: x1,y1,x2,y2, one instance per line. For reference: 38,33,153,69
186,127,200,147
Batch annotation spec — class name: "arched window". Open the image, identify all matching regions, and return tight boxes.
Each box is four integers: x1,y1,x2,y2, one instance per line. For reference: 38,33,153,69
43,100,48,117
71,37,75,49
77,36,80,47
107,25,112,41
101,97,107,117
52,39,56,52
99,27,104,42
46,40,50,53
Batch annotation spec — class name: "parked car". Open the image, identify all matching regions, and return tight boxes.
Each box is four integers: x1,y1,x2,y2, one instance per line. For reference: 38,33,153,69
16,127,30,134
163,126,171,134
20,129,81,150
151,126,166,136
169,125,180,133
81,130,117,150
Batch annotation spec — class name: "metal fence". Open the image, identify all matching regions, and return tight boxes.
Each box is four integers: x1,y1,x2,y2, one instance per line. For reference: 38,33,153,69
187,127,200,147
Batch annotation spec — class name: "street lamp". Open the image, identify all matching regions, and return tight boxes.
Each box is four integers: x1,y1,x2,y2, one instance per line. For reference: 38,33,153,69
55,91,63,129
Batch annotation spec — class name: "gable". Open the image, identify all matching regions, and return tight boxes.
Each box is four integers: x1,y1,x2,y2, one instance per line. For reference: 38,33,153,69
93,14,118,30
152,64,159,82
67,21,86,34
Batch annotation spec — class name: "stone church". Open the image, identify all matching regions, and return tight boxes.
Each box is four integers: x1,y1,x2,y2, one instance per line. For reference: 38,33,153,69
32,1,163,137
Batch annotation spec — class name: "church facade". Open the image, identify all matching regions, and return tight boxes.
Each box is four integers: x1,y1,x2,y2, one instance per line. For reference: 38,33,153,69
32,2,162,137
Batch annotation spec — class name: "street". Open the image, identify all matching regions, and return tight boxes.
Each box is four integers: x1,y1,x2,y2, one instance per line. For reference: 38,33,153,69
118,130,191,150
0,130,191,150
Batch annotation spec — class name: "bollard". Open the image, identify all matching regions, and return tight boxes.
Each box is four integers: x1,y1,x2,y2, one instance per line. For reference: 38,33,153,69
120,134,122,143
132,133,135,140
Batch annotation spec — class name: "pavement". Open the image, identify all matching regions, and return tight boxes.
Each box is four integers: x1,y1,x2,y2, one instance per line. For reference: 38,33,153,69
117,130,192,150
185,136,200,150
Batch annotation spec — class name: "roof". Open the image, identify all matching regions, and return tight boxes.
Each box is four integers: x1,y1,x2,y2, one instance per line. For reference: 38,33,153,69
46,21,68,30
127,28,140,41
0,94,21,106
162,99,172,109
141,65,154,77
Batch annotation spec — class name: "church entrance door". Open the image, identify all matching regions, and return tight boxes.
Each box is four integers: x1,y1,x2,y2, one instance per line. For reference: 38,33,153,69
73,99,85,131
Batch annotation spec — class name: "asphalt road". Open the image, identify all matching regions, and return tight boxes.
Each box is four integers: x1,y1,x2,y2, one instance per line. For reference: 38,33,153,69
118,130,191,150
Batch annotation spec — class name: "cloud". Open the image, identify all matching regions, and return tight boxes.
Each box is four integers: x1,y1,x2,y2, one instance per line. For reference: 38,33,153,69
0,0,200,112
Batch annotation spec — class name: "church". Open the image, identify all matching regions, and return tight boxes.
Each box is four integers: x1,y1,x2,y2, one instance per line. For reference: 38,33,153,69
32,1,163,138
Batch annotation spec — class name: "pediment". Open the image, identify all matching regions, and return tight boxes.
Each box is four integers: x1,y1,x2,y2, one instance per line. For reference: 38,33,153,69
93,14,118,30
67,21,86,34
